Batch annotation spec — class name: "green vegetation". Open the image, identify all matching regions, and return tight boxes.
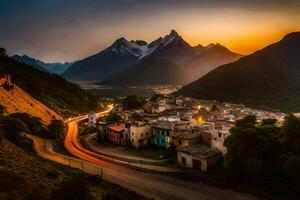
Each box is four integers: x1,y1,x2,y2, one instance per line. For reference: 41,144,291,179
122,95,146,110
0,53,99,117
0,117,33,151
51,173,146,200
224,114,300,198
51,175,92,200
7,113,65,139
0,47,6,56
0,113,66,152
106,112,121,122
48,119,66,139
9,113,44,135
150,93,165,102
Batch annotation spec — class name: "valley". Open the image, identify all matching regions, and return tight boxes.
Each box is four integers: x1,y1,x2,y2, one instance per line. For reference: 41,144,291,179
1,2,300,199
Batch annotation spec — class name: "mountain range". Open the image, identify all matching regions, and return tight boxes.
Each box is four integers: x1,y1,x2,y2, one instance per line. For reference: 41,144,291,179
176,32,300,112
62,30,242,85
12,55,74,74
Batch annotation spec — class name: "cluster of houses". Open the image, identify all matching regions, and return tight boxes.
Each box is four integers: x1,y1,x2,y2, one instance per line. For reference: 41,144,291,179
88,95,285,172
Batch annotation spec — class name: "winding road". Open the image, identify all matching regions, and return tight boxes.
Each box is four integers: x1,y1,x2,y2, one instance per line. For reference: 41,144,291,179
32,105,259,200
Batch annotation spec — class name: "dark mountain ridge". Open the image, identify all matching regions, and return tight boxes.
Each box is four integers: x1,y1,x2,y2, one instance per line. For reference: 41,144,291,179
12,55,73,74
176,31,300,112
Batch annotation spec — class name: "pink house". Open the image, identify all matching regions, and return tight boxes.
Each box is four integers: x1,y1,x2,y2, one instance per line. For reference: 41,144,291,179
108,124,129,145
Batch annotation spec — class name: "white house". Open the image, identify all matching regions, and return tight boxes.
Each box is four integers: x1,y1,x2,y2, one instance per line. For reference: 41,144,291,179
177,144,221,172
130,121,152,148
157,99,167,113
88,113,97,127
211,123,234,155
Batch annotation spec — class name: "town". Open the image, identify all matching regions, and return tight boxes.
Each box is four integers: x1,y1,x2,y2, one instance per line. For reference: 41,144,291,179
85,94,286,172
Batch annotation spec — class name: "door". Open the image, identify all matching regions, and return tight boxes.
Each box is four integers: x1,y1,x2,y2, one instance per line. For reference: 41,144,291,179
192,159,201,171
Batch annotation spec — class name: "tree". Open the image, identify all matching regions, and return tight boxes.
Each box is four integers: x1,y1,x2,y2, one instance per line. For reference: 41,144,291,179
224,115,281,184
9,113,43,135
0,47,6,56
0,117,27,143
122,95,146,110
279,114,300,154
48,120,65,139
150,93,164,102
210,104,218,112
106,112,121,122
283,156,300,197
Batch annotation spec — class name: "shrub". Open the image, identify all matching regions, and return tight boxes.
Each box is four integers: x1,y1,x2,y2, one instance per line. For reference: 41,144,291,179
8,113,42,135
50,175,91,200
122,95,146,110
106,112,121,122
47,119,65,139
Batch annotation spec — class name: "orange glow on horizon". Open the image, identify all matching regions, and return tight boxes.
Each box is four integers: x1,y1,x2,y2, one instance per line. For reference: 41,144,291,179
184,30,298,55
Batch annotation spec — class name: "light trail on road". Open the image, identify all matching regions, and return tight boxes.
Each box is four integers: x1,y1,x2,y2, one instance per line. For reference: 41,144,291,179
27,104,260,200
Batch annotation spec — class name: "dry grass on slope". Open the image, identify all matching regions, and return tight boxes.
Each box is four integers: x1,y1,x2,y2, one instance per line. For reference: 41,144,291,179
0,138,65,199
0,84,62,124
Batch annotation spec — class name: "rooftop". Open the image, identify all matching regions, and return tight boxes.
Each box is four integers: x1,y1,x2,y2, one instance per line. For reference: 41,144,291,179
109,125,125,132
177,144,221,159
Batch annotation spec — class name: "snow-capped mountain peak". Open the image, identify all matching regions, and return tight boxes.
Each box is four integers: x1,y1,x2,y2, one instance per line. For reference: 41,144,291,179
111,38,149,57
111,30,189,59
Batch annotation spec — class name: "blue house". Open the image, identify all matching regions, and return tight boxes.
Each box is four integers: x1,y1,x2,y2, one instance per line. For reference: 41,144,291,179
152,121,173,148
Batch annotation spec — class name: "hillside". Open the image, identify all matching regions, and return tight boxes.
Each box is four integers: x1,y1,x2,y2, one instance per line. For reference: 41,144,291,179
0,137,145,200
100,58,187,85
176,31,300,112
63,30,242,85
0,52,99,117
12,55,73,74
0,78,62,124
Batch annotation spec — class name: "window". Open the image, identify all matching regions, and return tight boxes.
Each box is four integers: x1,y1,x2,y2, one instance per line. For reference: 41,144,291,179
146,132,149,136
132,132,134,136
132,139,134,142
182,157,186,165
178,140,182,145
141,134,143,137
218,133,222,137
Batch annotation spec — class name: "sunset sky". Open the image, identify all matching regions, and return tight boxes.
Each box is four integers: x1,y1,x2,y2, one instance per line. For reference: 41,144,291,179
1,0,300,62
